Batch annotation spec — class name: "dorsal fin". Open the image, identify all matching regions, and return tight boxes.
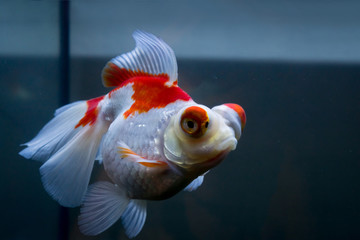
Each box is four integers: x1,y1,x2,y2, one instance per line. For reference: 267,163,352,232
102,31,178,87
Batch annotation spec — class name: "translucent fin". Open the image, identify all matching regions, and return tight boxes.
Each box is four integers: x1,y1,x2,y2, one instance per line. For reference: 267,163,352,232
183,175,204,192
95,134,105,164
19,101,86,162
54,101,83,116
20,98,109,207
121,199,147,238
102,30,178,87
78,181,130,236
40,123,107,207
184,171,209,192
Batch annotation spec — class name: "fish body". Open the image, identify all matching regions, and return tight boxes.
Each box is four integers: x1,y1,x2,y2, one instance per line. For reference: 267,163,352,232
19,31,246,238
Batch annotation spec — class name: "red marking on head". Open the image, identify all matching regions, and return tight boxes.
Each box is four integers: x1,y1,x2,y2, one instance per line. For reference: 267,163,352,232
75,96,105,128
102,62,169,87
224,103,246,129
182,106,208,123
180,106,209,137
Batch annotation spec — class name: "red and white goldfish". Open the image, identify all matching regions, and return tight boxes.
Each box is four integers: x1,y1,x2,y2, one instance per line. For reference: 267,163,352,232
19,31,246,238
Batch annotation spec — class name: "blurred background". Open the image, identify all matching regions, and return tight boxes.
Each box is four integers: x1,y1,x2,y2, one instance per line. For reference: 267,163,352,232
1,0,359,239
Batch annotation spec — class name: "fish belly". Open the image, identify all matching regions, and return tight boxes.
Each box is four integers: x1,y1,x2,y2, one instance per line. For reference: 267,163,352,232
101,103,192,199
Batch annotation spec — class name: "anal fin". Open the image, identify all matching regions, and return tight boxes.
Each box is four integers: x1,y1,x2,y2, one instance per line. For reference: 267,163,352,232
121,199,147,238
79,181,130,236
78,181,147,238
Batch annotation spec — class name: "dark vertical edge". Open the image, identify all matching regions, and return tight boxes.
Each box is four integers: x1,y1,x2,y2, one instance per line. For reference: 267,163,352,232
58,1,70,240
59,0,70,106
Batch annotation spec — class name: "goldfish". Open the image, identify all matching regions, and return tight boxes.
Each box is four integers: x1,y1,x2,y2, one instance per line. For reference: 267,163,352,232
19,31,246,238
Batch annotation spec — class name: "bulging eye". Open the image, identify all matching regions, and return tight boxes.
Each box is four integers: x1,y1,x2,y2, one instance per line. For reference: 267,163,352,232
180,106,209,138
181,118,199,134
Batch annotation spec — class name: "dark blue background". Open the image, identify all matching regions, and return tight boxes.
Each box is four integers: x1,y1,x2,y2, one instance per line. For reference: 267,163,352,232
1,0,360,239
1,57,359,239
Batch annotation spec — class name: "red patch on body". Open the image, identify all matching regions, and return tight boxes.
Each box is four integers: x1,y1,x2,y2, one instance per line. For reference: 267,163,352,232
103,63,191,118
123,76,191,118
102,62,169,87
75,96,105,128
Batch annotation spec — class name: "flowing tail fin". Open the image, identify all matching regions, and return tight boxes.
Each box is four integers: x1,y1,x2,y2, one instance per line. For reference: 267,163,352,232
19,96,109,207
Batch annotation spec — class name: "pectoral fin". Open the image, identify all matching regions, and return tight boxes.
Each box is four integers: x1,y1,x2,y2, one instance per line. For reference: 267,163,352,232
117,141,167,168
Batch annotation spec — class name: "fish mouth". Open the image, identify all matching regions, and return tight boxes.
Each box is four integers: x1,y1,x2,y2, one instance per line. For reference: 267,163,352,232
181,136,237,170
207,149,230,165
193,136,236,169
209,137,237,163
187,146,233,172
217,136,237,152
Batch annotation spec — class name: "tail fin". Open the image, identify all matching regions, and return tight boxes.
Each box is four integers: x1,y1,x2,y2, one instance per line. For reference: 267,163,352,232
19,97,109,207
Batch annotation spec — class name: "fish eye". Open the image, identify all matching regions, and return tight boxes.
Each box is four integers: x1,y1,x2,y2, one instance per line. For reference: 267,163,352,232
181,118,199,135
180,106,209,138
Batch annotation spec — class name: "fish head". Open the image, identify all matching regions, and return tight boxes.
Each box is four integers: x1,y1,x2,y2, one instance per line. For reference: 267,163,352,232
164,103,246,172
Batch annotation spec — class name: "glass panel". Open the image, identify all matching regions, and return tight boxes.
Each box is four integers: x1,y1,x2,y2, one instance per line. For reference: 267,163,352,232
69,1,360,239
0,1,60,239
3,1,359,240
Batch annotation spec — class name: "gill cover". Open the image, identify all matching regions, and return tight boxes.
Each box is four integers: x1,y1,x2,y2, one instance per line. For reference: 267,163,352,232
164,105,237,167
